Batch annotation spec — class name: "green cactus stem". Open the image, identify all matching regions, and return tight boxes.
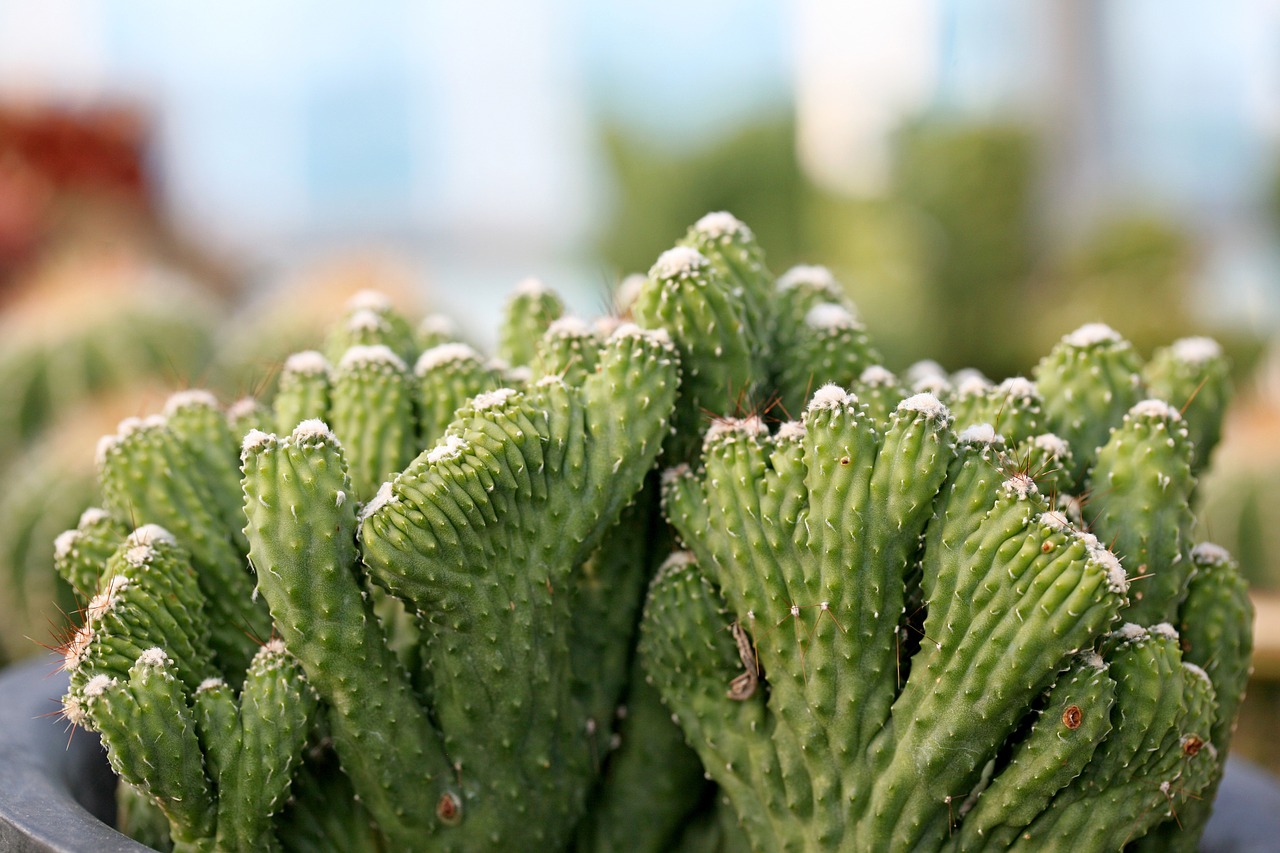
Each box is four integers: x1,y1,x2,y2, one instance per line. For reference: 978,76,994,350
273,351,332,435
1142,336,1232,473
498,277,564,367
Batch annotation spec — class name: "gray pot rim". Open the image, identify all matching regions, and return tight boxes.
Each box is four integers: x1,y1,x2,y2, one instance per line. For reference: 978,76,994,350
2,653,1279,852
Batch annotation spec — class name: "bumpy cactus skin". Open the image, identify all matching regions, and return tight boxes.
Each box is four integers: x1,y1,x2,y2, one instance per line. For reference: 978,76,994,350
47,217,1249,852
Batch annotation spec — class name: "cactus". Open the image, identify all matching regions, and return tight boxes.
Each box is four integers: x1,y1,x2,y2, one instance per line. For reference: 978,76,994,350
46,214,1250,852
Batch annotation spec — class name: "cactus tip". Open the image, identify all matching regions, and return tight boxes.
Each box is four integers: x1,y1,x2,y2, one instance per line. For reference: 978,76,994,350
1002,473,1038,499
83,673,115,699
898,392,951,422
1064,322,1122,348
283,350,331,376
693,211,749,240
473,387,520,412
650,246,708,281
128,524,177,548
1191,542,1231,565
427,434,469,466
346,308,388,333
137,647,170,668
1170,336,1222,364
361,481,397,521
197,677,227,693
808,383,857,412
1031,433,1069,458
777,264,837,293
53,529,79,560
416,342,482,374
338,344,407,373
242,428,277,454
776,420,807,441
804,302,857,330
859,365,896,386
547,315,592,337
291,419,337,444
1115,623,1147,643
958,423,1000,446
1128,398,1181,421
162,388,219,416
706,416,768,443
346,289,392,312
1150,622,1180,642
610,322,672,347
418,313,458,336
513,276,549,297
997,376,1037,399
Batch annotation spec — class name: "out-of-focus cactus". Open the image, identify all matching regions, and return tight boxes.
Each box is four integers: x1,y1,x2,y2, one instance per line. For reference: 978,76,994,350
46,214,1250,852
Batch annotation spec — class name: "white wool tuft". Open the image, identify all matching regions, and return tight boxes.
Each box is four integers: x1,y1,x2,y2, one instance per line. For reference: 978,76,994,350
292,419,336,443
473,387,519,411
1115,623,1147,642
1039,510,1072,531
615,273,647,310
261,637,287,655
1129,398,1181,421
776,420,806,441
1183,661,1212,687
660,464,691,486
197,677,227,693
898,393,950,421
547,315,591,336
138,647,169,668
513,277,549,297
859,365,896,386
808,383,856,411
705,416,767,442
1171,336,1222,364
162,389,218,416
1089,547,1129,595
346,289,391,312
650,246,707,280
1032,433,1069,458
954,371,991,397
998,376,1037,399
346,308,387,332
1191,542,1231,565
54,530,79,560
418,314,457,337
78,507,111,527
804,302,856,330
1080,650,1106,670
360,481,397,520
283,350,330,375
777,264,838,292
83,673,115,698
128,525,176,547
1065,323,1122,347
1150,622,1179,641
693,211,748,239
227,397,260,419
427,434,469,465
338,344,406,372
241,429,275,453
611,322,672,346
1002,473,1037,499
958,423,999,446
415,343,482,374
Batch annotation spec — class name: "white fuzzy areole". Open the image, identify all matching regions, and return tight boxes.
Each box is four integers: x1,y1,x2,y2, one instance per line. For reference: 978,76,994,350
611,322,672,346
958,423,999,446
292,419,336,443
346,289,392,312
88,575,129,620
1171,336,1222,364
1191,542,1231,565
898,392,950,421
804,302,856,330
547,315,591,336
338,344,406,372
124,543,156,567
128,524,176,547
427,434,469,465
1183,661,1212,687
78,507,111,527
284,350,331,376
1150,622,1179,641
416,342,482,374
1039,510,1072,531
346,308,386,333
513,276,549,297
776,420,806,441
83,673,115,699
706,416,767,442
418,314,457,337
473,387,519,411
1064,323,1122,348
809,383,855,411
905,360,947,385
54,529,79,561
162,389,218,416
1115,623,1147,642
859,365,896,386
138,647,169,668
650,246,707,281
1002,473,1037,499
1032,433,1069,458
660,463,691,486
777,264,837,292
228,397,260,419
998,376,1037,399
953,372,991,397
1079,650,1106,670
197,677,227,693
654,550,698,583
360,481,397,520
261,637,287,656
693,211,748,240
1089,547,1129,595
241,429,276,453
1129,398,1181,421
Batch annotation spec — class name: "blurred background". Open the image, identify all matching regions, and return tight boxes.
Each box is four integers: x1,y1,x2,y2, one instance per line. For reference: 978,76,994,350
1,0,1280,764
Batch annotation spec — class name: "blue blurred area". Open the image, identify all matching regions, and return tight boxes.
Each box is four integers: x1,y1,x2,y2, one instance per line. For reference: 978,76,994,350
0,1,1278,331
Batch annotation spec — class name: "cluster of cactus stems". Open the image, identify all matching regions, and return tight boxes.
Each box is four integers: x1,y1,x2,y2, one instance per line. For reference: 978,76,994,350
52,212,1251,852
